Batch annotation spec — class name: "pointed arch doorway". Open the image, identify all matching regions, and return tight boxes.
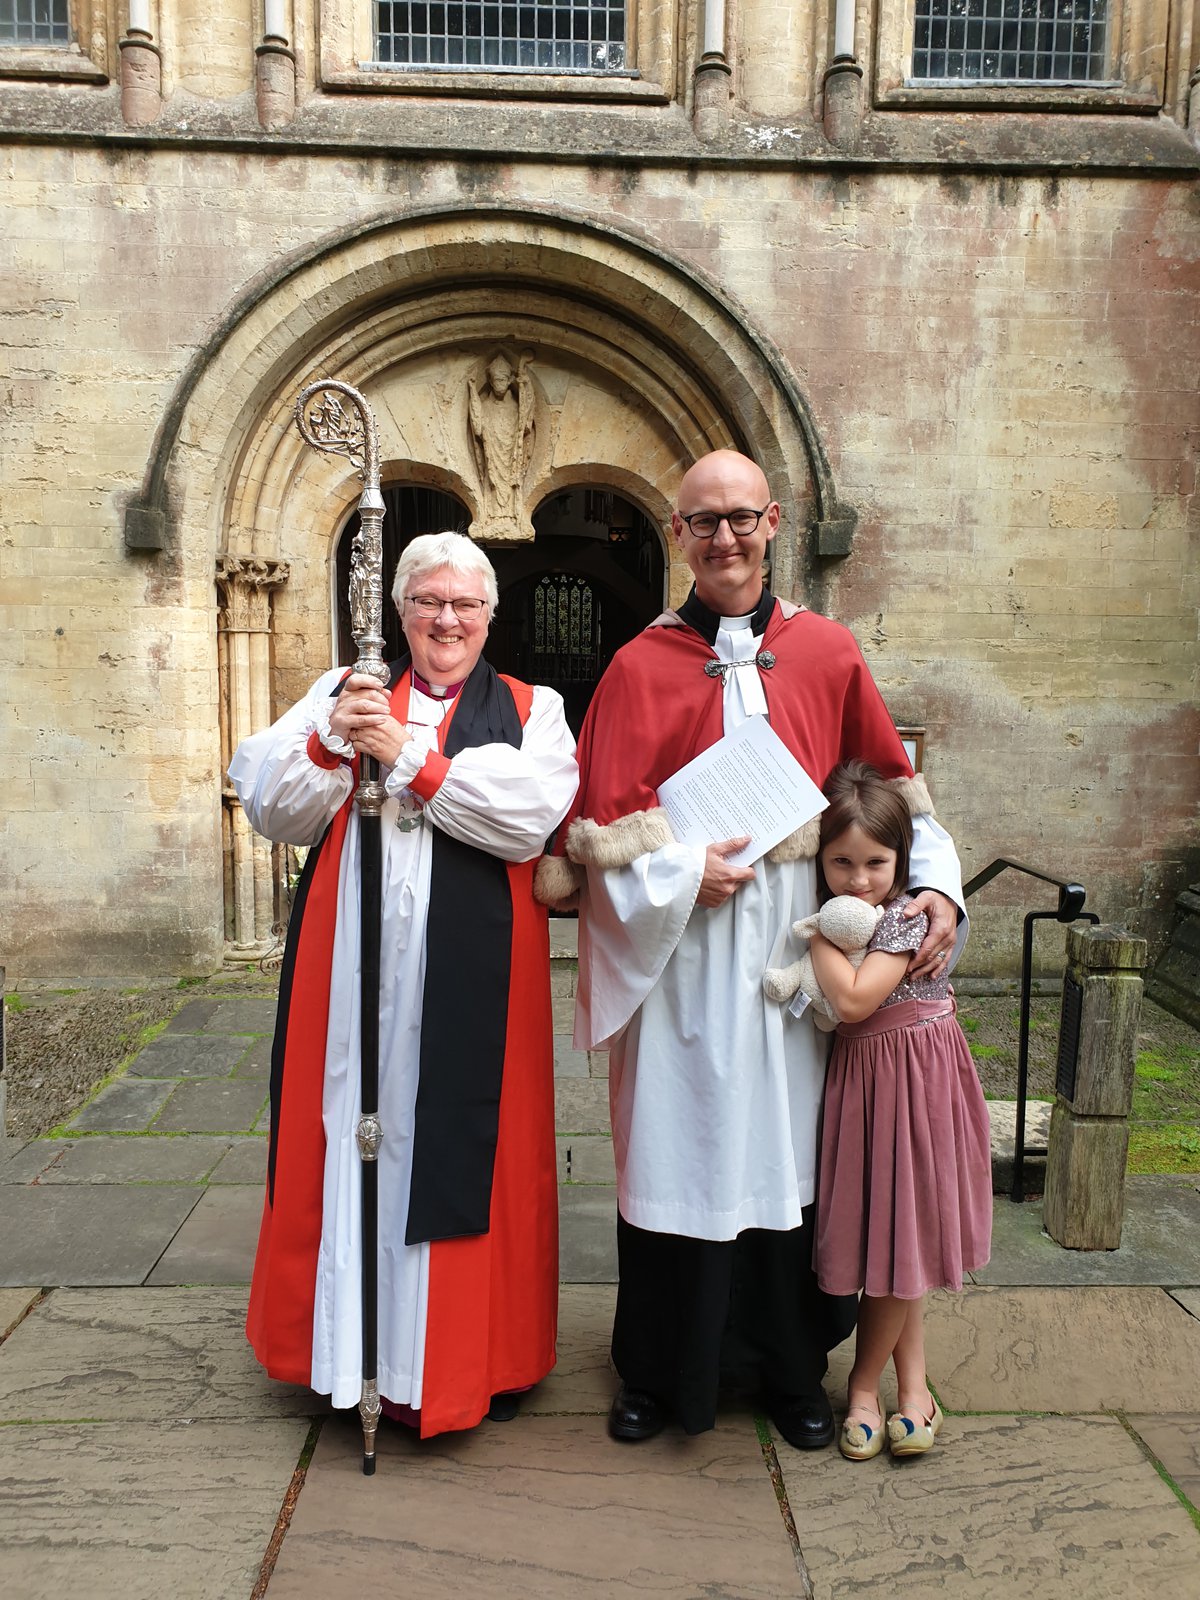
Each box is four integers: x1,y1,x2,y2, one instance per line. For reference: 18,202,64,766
336,483,665,733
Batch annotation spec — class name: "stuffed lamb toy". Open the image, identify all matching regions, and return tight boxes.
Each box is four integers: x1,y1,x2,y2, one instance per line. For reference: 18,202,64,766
762,895,885,1030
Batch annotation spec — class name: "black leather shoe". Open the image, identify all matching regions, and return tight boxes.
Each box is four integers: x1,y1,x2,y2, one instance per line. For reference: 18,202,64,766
487,1391,521,1422
768,1390,835,1450
608,1384,667,1441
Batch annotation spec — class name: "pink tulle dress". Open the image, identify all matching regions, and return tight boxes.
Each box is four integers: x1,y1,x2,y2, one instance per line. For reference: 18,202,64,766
815,895,993,1300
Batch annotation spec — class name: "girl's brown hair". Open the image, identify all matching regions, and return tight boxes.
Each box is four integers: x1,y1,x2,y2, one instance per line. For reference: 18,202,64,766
816,760,912,903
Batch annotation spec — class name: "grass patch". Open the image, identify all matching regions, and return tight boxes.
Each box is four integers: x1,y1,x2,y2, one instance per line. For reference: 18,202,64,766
1135,1050,1181,1085
959,1015,980,1034
1127,1123,1200,1175
968,1042,1004,1060
3,994,27,1013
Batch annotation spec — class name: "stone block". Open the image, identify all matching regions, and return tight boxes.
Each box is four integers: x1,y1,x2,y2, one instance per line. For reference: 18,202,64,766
1044,1102,1129,1250
0,1185,202,1287
0,1288,39,1340
0,1419,309,1600
525,1283,616,1416
152,1079,270,1134
557,1134,616,1186
0,1287,312,1422
554,1077,610,1135
266,1412,798,1600
127,1034,248,1079
68,1079,175,1133
3,1135,236,1185
924,1285,1200,1414
558,1186,618,1284
145,1185,263,1285
553,1037,589,1078
207,1137,268,1184
775,1414,1198,1598
1127,1414,1200,1507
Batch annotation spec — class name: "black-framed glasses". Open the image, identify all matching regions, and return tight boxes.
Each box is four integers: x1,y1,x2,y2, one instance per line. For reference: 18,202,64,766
406,594,488,619
678,507,770,539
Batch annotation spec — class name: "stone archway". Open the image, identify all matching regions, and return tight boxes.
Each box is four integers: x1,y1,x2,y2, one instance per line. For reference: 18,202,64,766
122,205,855,953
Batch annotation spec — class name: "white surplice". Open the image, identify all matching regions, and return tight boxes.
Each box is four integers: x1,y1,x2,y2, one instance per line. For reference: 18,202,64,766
576,617,967,1243
229,667,577,1407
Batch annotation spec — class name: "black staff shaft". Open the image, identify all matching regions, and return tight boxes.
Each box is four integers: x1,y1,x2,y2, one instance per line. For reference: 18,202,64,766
358,756,383,1475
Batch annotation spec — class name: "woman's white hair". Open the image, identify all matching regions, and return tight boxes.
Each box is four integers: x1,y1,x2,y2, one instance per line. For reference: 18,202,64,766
391,531,499,614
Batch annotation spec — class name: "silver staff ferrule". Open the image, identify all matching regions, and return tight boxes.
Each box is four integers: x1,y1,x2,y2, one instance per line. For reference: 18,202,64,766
360,1378,382,1476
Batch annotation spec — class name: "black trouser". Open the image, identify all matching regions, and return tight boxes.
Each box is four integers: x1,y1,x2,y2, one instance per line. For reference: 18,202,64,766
611,1208,859,1435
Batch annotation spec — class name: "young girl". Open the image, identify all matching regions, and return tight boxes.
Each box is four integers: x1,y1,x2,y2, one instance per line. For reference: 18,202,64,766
809,760,991,1460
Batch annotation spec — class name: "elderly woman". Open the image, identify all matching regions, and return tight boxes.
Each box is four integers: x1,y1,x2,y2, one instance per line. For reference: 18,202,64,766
229,532,578,1437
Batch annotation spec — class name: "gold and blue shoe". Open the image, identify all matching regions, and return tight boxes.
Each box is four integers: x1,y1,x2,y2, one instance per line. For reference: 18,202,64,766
887,1397,944,1457
839,1398,885,1461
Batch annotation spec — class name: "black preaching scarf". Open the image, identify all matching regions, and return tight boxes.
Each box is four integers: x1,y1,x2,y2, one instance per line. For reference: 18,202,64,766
266,656,523,1246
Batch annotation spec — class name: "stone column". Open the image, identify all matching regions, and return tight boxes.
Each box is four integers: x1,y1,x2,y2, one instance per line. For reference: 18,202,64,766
822,59,864,152
1044,924,1147,1250
119,2,162,128
693,0,731,141
257,1,296,130
216,555,290,953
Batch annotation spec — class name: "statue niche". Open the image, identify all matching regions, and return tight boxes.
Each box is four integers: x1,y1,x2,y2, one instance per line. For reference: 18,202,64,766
467,349,540,542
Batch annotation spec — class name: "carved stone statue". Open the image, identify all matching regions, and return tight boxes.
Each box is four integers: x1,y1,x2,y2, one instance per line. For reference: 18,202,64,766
467,350,537,540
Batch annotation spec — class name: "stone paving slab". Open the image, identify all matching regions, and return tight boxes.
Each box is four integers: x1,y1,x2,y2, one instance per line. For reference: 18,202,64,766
552,993,575,1033
0,1288,38,1339
0,1184,202,1287
127,1033,249,1078
924,1285,1200,1413
267,1412,803,1600
1127,1413,1200,1505
208,1135,268,1184
67,1077,175,1132
555,1077,611,1134
976,1177,1200,1286
153,1077,270,1133
775,1414,1198,1598
206,997,279,1034
145,1184,262,1285
233,1035,273,1077
526,1283,617,1417
553,1037,590,1078
559,1186,618,1283
556,1134,616,1185
1169,1287,1200,1319
0,1418,308,1600
0,1287,314,1421
1,1134,239,1185
164,997,223,1032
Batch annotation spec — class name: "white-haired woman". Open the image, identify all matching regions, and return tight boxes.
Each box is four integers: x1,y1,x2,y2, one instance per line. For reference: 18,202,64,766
229,532,578,1438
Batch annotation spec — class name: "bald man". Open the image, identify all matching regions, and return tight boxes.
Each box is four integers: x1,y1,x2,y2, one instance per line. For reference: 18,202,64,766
536,451,966,1447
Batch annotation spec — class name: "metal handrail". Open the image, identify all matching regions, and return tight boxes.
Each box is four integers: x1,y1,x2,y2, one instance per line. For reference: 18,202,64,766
962,859,1099,1202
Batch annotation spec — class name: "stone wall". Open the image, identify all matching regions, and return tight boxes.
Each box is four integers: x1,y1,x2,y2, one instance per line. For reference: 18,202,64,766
0,2,1197,982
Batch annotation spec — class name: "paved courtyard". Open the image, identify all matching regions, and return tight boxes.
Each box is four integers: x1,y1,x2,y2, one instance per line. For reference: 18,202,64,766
2,984,1199,1597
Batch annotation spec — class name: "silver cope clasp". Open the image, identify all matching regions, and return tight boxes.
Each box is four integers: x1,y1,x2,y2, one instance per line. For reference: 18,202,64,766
704,650,776,679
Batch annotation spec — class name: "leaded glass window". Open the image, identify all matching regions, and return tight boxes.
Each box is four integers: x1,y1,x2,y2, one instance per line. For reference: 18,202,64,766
374,1,627,72
912,0,1109,83
0,0,70,45
531,575,598,683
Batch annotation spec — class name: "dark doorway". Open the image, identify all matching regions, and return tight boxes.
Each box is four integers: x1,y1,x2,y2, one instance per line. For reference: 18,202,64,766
487,489,665,734
336,483,664,732
335,484,470,665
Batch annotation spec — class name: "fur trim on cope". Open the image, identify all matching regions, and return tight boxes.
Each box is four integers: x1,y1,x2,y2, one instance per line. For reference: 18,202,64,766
533,854,583,910
566,809,676,870
891,773,935,818
765,814,823,863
